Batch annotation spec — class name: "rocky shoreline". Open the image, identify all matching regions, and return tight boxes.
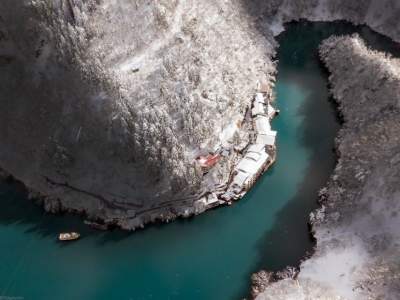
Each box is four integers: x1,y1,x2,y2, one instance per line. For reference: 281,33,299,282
0,0,280,231
0,89,278,232
251,33,400,300
89,90,278,231
1,0,399,233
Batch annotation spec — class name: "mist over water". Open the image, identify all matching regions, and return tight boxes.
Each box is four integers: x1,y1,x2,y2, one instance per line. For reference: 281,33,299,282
0,22,398,300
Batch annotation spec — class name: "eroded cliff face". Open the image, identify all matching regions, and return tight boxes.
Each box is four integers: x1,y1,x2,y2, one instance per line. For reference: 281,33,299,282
0,0,276,226
253,34,400,300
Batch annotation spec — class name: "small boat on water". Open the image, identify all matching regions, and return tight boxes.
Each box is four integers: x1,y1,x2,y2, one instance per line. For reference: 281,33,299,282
58,232,80,241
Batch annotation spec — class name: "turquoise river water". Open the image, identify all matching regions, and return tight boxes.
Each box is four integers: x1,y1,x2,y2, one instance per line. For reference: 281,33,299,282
1,22,399,300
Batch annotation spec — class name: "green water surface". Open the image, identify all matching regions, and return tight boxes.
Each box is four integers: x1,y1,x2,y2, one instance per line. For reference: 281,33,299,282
1,22,399,300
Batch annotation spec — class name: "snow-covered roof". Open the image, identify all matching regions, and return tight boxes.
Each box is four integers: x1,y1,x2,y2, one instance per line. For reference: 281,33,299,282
236,151,269,174
256,133,276,146
247,143,265,154
233,171,248,187
236,159,255,174
245,152,261,162
254,116,271,134
252,101,265,117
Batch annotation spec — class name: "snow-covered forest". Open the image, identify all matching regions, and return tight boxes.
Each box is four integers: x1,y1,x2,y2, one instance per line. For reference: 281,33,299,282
0,0,274,215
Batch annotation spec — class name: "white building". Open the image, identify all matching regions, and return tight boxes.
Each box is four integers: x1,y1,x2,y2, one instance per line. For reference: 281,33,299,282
256,131,277,146
223,91,277,200
254,115,271,134
247,143,265,154
231,144,270,192
232,170,249,188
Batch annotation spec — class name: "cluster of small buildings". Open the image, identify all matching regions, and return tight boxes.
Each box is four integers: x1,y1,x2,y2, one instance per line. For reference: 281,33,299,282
252,93,278,147
221,93,278,201
122,91,278,227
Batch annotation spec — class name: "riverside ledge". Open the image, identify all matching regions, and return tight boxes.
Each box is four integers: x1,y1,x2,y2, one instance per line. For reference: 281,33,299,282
105,88,279,231
0,84,278,232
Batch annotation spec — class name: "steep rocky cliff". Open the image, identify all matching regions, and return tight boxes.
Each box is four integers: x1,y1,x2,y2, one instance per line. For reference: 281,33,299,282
0,0,275,226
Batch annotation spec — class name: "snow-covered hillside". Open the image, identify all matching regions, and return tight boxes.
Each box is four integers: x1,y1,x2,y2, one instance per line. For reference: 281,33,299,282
1,0,400,298
0,0,276,225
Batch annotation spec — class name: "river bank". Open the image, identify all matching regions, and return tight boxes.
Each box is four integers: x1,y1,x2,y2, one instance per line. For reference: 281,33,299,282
0,1,281,230
2,0,400,234
0,20,342,297
96,91,279,231
241,1,400,298
251,29,400,300
1,1,400,299
1,89,278,231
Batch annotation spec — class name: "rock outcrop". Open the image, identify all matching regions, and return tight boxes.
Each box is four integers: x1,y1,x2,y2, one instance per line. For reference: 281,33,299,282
253,33,400,300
